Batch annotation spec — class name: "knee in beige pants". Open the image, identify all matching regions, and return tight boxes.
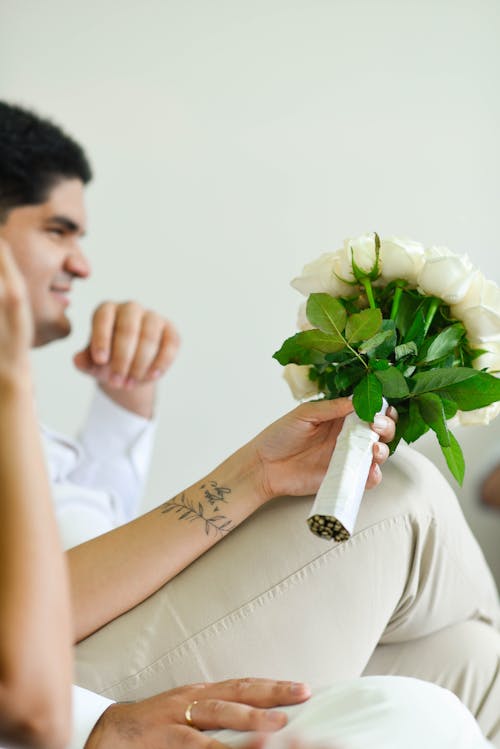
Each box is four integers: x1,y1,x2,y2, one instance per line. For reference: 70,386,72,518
75,445,500,733
364,620,500,746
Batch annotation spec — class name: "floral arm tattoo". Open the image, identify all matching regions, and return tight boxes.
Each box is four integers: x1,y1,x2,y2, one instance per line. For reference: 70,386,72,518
160,480,234,537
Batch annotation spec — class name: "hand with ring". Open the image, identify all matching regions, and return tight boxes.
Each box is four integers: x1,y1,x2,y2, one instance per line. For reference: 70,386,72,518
84,678,311,748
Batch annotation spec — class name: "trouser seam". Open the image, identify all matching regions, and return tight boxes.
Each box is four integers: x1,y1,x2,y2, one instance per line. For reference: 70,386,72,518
99,513,420,694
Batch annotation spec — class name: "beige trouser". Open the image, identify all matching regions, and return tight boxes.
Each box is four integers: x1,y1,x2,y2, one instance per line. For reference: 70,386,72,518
75,446,500,744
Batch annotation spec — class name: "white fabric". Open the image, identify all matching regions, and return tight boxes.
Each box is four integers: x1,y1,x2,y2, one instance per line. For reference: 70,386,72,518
41,387,156,549
213,677,494,749
68,686,114,749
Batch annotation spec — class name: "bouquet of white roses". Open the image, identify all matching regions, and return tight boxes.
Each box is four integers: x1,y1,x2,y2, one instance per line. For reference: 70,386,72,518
274,233,500,542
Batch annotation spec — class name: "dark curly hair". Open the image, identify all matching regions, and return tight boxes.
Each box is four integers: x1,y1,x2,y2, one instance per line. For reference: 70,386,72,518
0,101,92,222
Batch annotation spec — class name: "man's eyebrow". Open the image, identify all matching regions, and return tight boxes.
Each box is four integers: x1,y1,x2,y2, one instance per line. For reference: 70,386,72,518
46,215,86,235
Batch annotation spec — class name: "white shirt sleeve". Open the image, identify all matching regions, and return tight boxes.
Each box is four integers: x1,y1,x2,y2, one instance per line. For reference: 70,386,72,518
68,685,114,749
42,388,156,549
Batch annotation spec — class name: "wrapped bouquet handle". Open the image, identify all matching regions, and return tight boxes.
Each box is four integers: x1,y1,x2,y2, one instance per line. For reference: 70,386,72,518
307,399,388,542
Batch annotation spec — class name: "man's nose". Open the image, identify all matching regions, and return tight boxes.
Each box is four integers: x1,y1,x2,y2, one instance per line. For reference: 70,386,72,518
65,244,91,278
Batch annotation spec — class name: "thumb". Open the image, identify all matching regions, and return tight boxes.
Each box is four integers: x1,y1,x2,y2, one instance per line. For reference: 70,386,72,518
294,397,354,425
73,346,94,372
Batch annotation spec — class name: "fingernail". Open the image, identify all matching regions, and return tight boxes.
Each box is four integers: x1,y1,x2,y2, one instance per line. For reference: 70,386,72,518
151,369,162,379
373,415,389,429
289,682,308,695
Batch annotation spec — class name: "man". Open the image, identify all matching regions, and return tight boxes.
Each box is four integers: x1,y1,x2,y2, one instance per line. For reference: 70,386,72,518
1,101,499,749
0,101,181,549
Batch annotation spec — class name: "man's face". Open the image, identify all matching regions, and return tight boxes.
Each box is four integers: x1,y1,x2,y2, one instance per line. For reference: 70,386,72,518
0,178,90,346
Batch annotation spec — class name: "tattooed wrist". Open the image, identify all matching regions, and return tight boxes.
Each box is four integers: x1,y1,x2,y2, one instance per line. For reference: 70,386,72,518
160,481,234,537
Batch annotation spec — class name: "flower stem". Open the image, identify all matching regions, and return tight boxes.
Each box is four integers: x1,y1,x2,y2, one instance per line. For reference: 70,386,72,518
423,297,440,337
346,341,368,369
361,278,376,309
390,282,404,321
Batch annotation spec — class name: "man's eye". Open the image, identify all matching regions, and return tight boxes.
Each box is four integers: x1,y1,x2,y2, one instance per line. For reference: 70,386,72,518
47,227,64,237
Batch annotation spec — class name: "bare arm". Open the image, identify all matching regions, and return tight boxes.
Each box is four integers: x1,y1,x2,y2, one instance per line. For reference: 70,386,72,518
0,243,72,749
68,398,397,643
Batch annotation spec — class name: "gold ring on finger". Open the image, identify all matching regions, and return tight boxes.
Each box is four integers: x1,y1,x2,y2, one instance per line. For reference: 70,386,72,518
185,700,199,729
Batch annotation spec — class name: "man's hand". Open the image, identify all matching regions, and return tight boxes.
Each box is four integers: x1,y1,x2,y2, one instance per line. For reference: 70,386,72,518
84,678,311,749
247,398,397,502
73,301,180,417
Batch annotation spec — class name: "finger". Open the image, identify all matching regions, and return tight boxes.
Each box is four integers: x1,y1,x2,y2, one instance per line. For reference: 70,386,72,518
387,405,399,423
372,441,389,466
294,397,354,425
365,461,383,490
185,698,287,732
144,319,180,381
126,311,165,384
163,725,229,749
370,414,396,443
198,678,311,708
107,302,143,385
89,302,117,365
73,347,99,376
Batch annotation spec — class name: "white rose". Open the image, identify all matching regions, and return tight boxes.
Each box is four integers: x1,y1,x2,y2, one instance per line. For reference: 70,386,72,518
291,252,352,297
283,363,319,400
458,402,500,426
417,246,475,304
296,301,314,331
379,237,425,285
336,233,379,281
467,340,500,373
449,275,500,342
456,338,500,426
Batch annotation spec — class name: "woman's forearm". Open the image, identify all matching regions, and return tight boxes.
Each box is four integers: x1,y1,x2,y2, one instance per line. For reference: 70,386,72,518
67,443,263,642
67,397,396,644
0,381,72,749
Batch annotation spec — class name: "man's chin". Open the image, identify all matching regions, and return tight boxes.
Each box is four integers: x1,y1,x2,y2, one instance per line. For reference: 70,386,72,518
33,318,72,347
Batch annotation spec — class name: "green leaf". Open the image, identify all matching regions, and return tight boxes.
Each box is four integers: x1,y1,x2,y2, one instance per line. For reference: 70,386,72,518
389,408,409,454
273,330,345,366
334,365,365,393
370,358,390,371
359,328,394,355
418,324,465,364
440,397,458,420
353,373,383,422
402,364,416,377
324,350,355,364
441,432,465,486
416,393,450,447
395,342,418,360
403,309,426,347
306,293,347,336
374,367,410,399
439,371,500,411
345,308,383,344
403,400,429,443
410,367,478,396
395,293,420,337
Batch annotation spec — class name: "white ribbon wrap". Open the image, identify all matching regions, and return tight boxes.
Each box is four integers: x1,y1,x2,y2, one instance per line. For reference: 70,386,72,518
307,399,388,542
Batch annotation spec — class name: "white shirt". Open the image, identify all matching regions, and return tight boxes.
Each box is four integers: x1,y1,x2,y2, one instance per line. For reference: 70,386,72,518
42,387,155,747
42,387,156,550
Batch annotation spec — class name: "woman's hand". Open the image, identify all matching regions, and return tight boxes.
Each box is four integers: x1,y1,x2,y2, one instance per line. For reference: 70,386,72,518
0,239,32,383
249,398,397,502
85,678,311,748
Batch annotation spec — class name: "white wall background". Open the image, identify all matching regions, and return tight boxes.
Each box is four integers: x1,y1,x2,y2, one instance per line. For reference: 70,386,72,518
1,0,499,581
